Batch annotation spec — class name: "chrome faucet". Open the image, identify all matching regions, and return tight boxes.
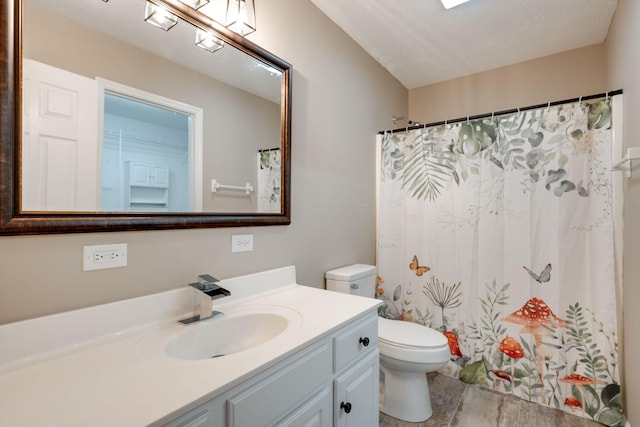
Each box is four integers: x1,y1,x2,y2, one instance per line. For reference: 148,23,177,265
179,274,231,324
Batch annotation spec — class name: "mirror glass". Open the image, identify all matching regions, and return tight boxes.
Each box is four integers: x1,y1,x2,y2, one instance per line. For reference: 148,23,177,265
21,0,287,215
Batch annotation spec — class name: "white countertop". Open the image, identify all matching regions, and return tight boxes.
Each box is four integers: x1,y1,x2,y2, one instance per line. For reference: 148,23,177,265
0,266,381,426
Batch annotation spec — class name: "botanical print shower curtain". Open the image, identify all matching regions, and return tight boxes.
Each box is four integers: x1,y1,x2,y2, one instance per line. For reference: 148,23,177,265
257,148,281,212
376,99,623,426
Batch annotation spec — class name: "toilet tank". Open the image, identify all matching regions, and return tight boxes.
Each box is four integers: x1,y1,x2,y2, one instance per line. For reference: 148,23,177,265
325,264,377,298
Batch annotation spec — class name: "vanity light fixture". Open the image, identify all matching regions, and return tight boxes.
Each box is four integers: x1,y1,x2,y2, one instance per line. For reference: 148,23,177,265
440,0,471,9
195,29,224,53
225,0,256,36
144,1,178,31
179,0,209,10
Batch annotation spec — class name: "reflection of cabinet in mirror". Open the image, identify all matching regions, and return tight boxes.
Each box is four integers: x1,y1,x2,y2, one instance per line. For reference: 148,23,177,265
125,161,169,212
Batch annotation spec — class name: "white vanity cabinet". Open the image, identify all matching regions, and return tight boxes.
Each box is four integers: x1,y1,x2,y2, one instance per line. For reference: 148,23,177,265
0,268,383,427
163,310,379,427
332,313,379,427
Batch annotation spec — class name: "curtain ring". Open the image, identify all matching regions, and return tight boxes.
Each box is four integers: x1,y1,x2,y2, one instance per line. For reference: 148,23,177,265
578,96,583,104
606,91,609,101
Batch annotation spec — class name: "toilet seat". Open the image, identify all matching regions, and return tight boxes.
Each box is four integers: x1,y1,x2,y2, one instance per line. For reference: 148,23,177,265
378,317,449,364
378,317,448,348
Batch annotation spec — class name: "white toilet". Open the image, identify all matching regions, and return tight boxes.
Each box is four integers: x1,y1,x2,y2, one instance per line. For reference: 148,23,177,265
326,264,450,423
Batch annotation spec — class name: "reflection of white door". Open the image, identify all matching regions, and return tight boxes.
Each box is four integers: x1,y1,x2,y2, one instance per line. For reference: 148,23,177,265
22,59,98,211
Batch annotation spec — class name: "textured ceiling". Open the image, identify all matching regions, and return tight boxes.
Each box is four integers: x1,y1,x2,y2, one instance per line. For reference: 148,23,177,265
309,0,619,89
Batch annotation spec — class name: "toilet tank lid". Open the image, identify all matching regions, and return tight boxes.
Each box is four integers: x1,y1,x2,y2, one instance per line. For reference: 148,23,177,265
325,264,376,281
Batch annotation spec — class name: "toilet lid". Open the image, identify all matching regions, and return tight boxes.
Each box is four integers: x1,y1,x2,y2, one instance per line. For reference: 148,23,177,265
378,317,448,349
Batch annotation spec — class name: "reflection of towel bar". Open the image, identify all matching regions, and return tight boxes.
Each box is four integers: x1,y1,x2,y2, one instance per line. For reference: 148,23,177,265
211,179,254,195
611,147,640,178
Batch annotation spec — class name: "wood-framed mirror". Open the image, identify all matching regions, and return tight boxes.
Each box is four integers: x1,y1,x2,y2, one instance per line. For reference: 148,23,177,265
0,0,291,235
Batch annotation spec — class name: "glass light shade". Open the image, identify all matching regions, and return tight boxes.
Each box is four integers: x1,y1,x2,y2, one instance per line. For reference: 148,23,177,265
195,29,224,53
440,0,471,9
144,2,178,31
225,0,256,36
179,0,209,10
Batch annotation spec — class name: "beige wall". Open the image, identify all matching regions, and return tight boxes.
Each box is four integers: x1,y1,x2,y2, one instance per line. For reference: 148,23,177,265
409,44,607,124
606,0,640,424
0,0,407,323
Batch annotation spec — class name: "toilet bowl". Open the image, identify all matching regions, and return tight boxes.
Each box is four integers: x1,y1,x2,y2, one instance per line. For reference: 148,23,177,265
325,264,451,423
378,317,449,422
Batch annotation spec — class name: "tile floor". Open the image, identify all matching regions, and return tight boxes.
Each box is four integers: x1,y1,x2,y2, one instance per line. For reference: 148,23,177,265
379,373,606,427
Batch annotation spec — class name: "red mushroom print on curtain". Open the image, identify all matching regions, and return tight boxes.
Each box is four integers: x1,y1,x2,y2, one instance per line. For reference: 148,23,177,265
499,336,524,390
564,396,582,415
559,373,601,418
504,297,566,403
444,331,463,359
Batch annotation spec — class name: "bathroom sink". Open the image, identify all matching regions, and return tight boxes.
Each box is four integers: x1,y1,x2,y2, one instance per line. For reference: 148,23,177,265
167,312,288,360
136,305,302,361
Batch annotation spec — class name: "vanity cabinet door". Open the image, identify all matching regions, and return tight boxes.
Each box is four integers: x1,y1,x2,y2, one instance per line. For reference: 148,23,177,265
164,402,223,427
226,341,331,427
276,386,332,427
334,350,379,427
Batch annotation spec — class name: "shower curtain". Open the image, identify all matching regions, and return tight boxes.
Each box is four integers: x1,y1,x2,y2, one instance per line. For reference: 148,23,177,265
257,148,281,213
376,99,623,426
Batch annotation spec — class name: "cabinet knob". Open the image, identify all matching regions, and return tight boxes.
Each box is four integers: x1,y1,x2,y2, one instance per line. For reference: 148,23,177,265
359,337,370,347
340,401,352,414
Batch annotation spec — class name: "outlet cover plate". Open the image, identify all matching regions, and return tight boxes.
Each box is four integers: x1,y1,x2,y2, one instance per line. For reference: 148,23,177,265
231,234,253,253
83,243,128,271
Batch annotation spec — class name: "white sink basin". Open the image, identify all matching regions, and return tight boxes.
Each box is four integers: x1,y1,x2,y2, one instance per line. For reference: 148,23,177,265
136,305,302,361
168,312,288,360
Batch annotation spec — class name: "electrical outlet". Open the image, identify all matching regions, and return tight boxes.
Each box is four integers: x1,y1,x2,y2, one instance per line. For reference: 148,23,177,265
231,234,253,253
83,243,127,271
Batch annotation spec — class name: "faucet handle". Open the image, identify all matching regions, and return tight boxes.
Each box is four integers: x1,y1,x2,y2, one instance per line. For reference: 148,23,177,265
197,274,220,290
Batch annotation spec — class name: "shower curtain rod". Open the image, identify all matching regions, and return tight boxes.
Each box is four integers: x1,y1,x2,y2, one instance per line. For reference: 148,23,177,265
378,89,623,135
